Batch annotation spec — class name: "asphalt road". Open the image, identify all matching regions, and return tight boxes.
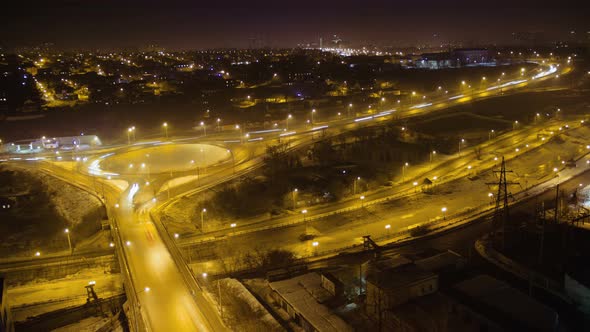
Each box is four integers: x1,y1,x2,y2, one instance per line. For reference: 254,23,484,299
0,58,570,331
115,188,227,331
20,161,228,331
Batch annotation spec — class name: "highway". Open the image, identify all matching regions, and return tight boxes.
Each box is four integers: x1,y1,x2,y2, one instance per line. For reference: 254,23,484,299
176,115,580,246
0,58,573,331
14,161,228,331
115,186,226,331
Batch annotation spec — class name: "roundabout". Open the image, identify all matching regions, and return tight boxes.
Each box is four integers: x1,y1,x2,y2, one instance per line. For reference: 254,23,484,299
98,143,231,176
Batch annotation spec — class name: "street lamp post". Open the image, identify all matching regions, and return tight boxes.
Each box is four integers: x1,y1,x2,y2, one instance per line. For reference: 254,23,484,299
348,103,353,118
141,162,150,178
311,241,319,256
235,124,244,142
201,208,207,232
292,188,298,209
430,150,436,163
136,286,151,297
459,138,465,156
127,126,136,144
64,228,72,254
360,195,365,208
353,177,361,195
302,209,308,234
311,109,316,124
402,162,409,182
127,128,132,144
286,114,292,130
489,130,495,140
441,207,447,220
162,122,168,138
200,121,207,136
216,118,221,131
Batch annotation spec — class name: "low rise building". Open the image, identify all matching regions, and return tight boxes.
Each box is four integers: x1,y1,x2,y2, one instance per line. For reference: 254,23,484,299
320,272,344,298
415,48,494,69
449,274,559,332
365,260,438,322
414,250,466,284
269,272,352,332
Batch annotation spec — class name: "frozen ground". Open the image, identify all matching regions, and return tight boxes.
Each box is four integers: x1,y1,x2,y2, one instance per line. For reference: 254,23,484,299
8,267,123,322
0,164,106,257
52,315,125,332
99,143,231,175
186,122,590,275
204,278,283,331
157,175,199,195
39,171,103,229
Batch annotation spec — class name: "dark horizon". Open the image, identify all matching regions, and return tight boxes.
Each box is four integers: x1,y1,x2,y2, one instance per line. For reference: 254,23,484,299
2,0,588,50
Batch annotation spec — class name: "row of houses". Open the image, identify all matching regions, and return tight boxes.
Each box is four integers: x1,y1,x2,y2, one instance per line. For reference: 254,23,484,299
262,249,560,332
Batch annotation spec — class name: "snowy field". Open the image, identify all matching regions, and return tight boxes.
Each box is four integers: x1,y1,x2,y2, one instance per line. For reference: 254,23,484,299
186,122,590,275
8,267,123,322
99,143,231,175
0,164,105,257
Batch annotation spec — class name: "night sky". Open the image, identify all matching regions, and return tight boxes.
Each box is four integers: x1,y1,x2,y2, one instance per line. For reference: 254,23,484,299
1,0,588,50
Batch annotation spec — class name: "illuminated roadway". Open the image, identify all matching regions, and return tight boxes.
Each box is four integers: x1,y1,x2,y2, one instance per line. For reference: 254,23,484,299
0,58,573,331
115,185,226,331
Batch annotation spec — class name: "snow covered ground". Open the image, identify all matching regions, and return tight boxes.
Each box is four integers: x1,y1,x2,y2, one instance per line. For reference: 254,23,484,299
99,143,231,175
186,121,590,275
0,164,108,258
107,179,129,192
8,267,123,322
39,171,103,229
157,175,199,195
204,278,283,331
52,315,125,332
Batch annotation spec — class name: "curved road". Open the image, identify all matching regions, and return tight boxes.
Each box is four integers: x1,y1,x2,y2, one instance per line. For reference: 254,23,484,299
0,58,571,331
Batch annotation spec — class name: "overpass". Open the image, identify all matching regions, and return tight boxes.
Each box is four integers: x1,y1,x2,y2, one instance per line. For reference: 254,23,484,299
0,58,572,331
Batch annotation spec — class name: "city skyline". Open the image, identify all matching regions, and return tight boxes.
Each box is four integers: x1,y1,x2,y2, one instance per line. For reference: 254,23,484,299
1,2,589,331
2,0,588,50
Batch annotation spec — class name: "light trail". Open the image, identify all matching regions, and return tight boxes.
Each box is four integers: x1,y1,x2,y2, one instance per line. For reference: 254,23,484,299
354,116,373,122
311,125,329,131
247,128,283,135
411,103,433,109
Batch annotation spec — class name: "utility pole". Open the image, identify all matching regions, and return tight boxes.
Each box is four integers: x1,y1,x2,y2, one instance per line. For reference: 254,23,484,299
486,156,519,250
